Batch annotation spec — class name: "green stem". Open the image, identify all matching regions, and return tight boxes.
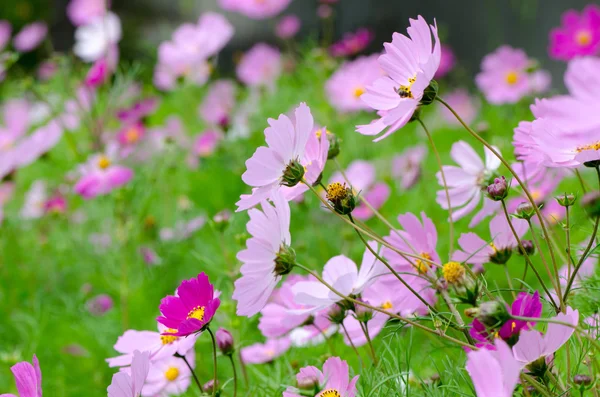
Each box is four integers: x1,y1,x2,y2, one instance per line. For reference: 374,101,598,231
359,320,378,365
178,353,203,393
207,327,218,397
440,288,475,345
341,322,364,368
228,354,238,397
521,373,553,397
527,219,563,310
562,215,599,302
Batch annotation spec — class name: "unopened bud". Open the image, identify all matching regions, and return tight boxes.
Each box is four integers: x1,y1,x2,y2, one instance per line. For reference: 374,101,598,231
216,328,234,356
486,176,508,201
420,80,438,105
281,159,305,187
202,379,218,393
327,304,347,324
581,191,600,218
326,182,355,215
517,240,535,256
514,202,535,220
477,300,510,328
555,193,576,207
573,374,592,386
354,299,373,322
213,209,232,232
321,129,340,160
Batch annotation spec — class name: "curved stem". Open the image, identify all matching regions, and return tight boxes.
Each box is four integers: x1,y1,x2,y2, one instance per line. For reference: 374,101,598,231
207,327,218,397
527,219,563,310
341,322,364,368
312,322,335,354
563,215,599,302
177,353,203,393
416,118,454,256
440,288,474,344
503,264,516,300
228,354,238,397
521,374,553,397
359,321,378,365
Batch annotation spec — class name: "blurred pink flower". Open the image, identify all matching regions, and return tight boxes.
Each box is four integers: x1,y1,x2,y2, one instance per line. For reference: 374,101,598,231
325,54,381,113
74,150,133,199
219,0,291,19
439,89,479,127
317,4,333,19
85,58,110,88
466,339,519,397
549,4,600,60
276,15,301,39
67,0,109,26
116,98,158,124
198,79,236,128
37,60,58,81
107,350,150,397
434,44,456,78
283,357,358,397
193,130,222,157
528,69,552,94
241,337,291,364
74,12,121,62
44,194,67,214
357,17,440,141
13,22,47,52
87,294,114,315
330,28,374,57
236,43,282,89
392,144,426,190
159,215,206,242
0,20,11,51
475,46,532,104
139,246,161,266
4,354,42,397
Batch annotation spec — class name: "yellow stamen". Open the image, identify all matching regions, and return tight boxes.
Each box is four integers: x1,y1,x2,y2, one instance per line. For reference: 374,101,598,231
353,86,365,98
442,262,465,284
381,301,393,310
164,367,179,381
511,321,516,332
576,30,592,46
489,242,497,252
414,252,432,274
397,75,417,98
187,306,205,322
319,389,342,397
97,155,111,170
576,141,600,152
326,182,348,202
160,328,179,345
505,71,519,85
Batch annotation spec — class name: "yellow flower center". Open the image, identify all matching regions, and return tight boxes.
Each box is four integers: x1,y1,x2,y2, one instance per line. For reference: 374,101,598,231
505,71,519,85
315,129,332,139
160,328,179,345
414,252,432,274
187,306,206,322
164,367,179,381
442,262,465,284
576,141,600,152
353,86,365,98
97,155,111,169
318,389,341,397
125,125,141,144
530,189,541,201
326,182,348,202
397,76,416,98
381,301,393,310
576,30,592,46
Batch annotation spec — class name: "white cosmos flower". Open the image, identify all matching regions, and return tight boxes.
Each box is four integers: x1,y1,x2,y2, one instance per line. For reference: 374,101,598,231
74,12,122,62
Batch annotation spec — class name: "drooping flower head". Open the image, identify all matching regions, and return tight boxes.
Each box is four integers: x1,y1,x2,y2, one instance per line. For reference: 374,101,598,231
330,28,374,57
3,354,42,397
107,350,150,397
236,43,282,89
357,16,440,141
466,339,520,397
157,272,220,336
219,0,292,19
283,357,359,397
549,5,600,60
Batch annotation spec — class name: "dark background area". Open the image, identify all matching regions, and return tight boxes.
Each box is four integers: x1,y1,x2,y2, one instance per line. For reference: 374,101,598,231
0,0,592,84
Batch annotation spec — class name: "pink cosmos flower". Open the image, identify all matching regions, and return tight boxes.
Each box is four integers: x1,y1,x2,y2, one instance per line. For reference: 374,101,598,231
74,12,121,62
67,0,108,26
236,43,282,89
193,130,222,158
157,272,220,337
116,98,158,124
283,357,359,397
329,160,390,221
140,353,194,396
392,144,427,190
241,337,291,364
528,69,552,94
330,28,374,57
434,44,456,78
219,0,291,19
0,20,11,51
512,307,579,367
85,57,111,88
288,314,336,347
439,89,479,127
73,150,133,199
140,246,161,266
436,141,502,226
116,121,145,156
3,354,42,397
357,16,440,141
233,192,292,316
107,323,198,367
236,103,313,211
317,4,333,19
37,60,58,81
44,194,67,214
292,241,386,313
276,15,301,39
325,54,381,113
107,350,150,397
198,79,236,128
475,46,531,104
13,22,47,52
466,339,520,397
549,5,600,60
453,214,528,271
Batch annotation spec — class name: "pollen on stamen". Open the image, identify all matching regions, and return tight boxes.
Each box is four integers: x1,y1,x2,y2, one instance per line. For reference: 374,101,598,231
381,301,393,310
413,252,432,274
320,389,342,397
164,367,179,381
187,305,206,322
576,141,600,152
160,328,179,345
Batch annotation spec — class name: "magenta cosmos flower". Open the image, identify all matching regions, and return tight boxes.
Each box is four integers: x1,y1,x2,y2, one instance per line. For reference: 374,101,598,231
276,15,301,39
466,339,520,397
434,44,456,79
283,357,359,397
13,22,47,52
233,191,292,316
325,54,381,113
330,27,374,57
157,272,220,337
67,0,108,26
74,150,133,199
107,350,150,397
512,307,579,368
241,337,291,364
3,354,42,397
436,141,502,226
453,214,528,271
141,352,194,396
236,103,313,211
549,5,600,60
193,130,222,158
392,144,427,190
236,43,282,89
219,0,291,19
198,79,236,128
357,16,440,141
107,323,198,367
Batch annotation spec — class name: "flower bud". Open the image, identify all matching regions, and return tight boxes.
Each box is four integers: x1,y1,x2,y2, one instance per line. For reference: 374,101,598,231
213,209,232,232
274,244,296,276
322,130,340,160
202,379,218,393
486,176,508,201
281,159,305,187
216,328,234,356
420,80,438,105
354,299,373,322
555,193,576,207
573,374,592,386
326,182,356,215
517,240,535,256
581,191,600,218
477,300,510,328
297,372,320,390
327,304,347,324
514,201,535,220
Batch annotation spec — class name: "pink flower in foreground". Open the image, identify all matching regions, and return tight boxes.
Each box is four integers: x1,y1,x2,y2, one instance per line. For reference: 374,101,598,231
512,307,579,367
233,192,292,316
325,54,381,113
193,130,222,158
241,337,291,364
439,89,479,127
434,44,456,79
357,16,440,141
141,353,194,396
453,214,528,270
67,0,108,26
283,357,359,397
330,28,374,57
3,354,42,397
157,272,220,336
276,15,301,39
74,150,133,199
236,103,313,211
198,79,237,128
13,22,47,52
236,43,282,89
107,350,150,397
466,339,520,397
549,5,600,60
107,323,198,367
436,141,502,226
219,0,291,19
0,20,11,51
392,144,426,190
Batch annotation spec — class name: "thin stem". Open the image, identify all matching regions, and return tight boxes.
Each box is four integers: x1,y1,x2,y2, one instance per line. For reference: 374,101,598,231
416,118,454,255
341,322,364,368
519,258,529,290
527,219,563,310
440,288,475,345
563,215,599,302
574,169,589,193
207,327,218,397
228,354,238,397
565,203,573,282
359,321,378,365
503,264,516,300
177,353,203,393
312,322,335,354
238,350,249,388
522,373,553,397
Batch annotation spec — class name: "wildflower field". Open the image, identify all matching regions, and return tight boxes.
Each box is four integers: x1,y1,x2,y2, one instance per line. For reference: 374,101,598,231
1,1,600,396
